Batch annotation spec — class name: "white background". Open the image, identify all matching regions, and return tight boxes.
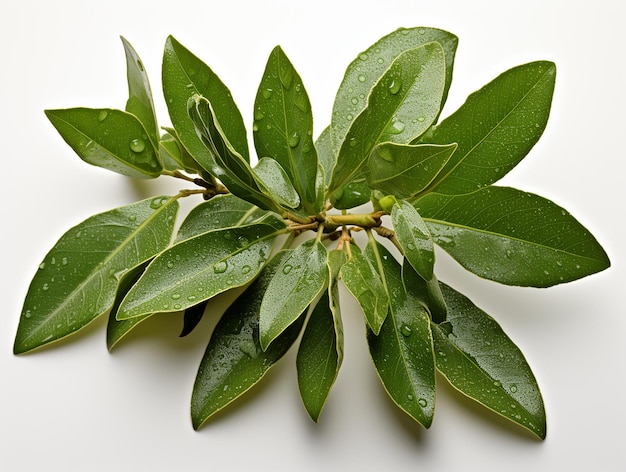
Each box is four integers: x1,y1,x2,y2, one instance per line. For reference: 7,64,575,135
2,1,624,470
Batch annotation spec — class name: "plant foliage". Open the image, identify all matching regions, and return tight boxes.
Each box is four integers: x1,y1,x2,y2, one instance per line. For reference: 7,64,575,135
15,27,610,439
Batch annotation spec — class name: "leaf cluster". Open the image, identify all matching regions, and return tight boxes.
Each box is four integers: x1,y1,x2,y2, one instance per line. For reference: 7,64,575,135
15,28,610,439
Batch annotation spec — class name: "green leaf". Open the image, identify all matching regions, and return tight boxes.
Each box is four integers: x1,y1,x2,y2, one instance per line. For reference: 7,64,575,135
415,186,611,287
15,196,179,354
329,178,371,210
315,126,334,185
45,108,162,178
329,42,446,195
121,36,159,149
253,157,300,209
365,241,435,428
259,239,329,350
253,46,320,213
391,200,435,281
367,142,457,199
159,127,206,174
401,259,447,324
117,223,281,319
341,245,389,334
187,95,282,212
162,36,249,167
175,194,283,244
425,61,556,195
191,251,305,429
331,27,458,155
432,283,546,438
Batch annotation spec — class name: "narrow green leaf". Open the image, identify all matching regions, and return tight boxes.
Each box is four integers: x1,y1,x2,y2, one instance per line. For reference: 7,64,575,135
402,259,447,324
117,223,280,319
187,95,282,212
175,194,283,244
15,196,179,354
121,36,159,149
315,126,334,185
254,157,301,209
415,186,611,286
391,200,435,281
365,241,435,428
259,239,329,350
45,108,162,178
162,36,249,166
329,42,446,195
432,282,546,438
253,46,320,213
191,251,304,429
367,142,457,199
159,127,206,174
331,27,458,154
341,245,389,334
425,61,556,195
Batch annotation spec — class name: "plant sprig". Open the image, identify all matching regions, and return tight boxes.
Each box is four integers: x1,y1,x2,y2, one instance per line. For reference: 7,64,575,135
14,27,610,440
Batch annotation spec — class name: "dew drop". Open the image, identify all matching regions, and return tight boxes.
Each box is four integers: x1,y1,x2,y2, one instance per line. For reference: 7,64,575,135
24,310,33,319
75,230,82,238
129,138,146,153
389,120,405,134
262,88,273,99
418,398,428,408
282,264,293,275
42,283,49,291
556,260,563,267
187,295,196,302
359,53,369,61
150,197,166,209
388,79,402,95
38,262,46,270
510,384,518,393
279,65,293,89
128,214,137,222
254,109,265,121
417,115,425,122
166,261,174,269
400,324,412,337
214,261,228,274
242,265,251,274
97,110,109,122
171,293,181,300
377,57,384,64
345,114,354,121
357,74,366,83
288,132,300,148
252,122,259,132
62,257,68,266
407,394,414,401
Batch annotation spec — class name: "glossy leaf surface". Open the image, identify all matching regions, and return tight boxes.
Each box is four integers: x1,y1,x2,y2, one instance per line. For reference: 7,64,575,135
159,127,205,174
331,27,458,154
253,157,300,209
365,241,435,427
191,251,304,429
425,61,556,195
368,142,457,199
402,260,447,324
432,283,546,438
162,36,249,166
45,108,161,178
416,186,610,286
259,239,329,350
117,223,280,319
329,42,446,195
392,200,435,281
15,196,179,353
253,46,320,213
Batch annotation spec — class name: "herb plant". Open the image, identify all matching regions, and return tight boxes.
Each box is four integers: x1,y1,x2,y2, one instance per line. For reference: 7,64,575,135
14,27,610,439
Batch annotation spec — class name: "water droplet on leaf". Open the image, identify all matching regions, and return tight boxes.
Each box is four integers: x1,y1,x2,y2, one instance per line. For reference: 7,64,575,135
400,324,412,337
418,398,428,408
262,88,273,99
388,79,402,95
357,74,366,83
129,138,146,153
98,110,108,122
282,264,293,274
214,261,228,274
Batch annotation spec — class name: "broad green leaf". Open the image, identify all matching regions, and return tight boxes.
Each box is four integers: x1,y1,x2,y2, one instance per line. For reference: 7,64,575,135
367,142,457,199
15,196,179,354
117,223,280,319
341,245,389,334
432,283,546,438
162,36,249,167
424,61,556,195
329,42,446,195
254,157,300,209
391,200,435,281
401,259,447,324
175,194,283,243
329,178,371,210
253,46,320,213
259,239,329,350
365,241,435,428
315,126,334,185
45,108,162,178
121,36,159,149
191,251,305,429
331,27,458,154
188,95,282,212
415,186,611,287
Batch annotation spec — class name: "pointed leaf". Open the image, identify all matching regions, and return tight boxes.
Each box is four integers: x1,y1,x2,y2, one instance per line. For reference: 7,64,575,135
341,245,389,334
162,36,249,166
159,127,206,174
331,27,458,154
367,142,457,199
15,196,179,354
191,251,304,429
365,241,435,427
432,282,546,438
425,61,556,195
45,108,161,178
402,259,447,324
254,157,300,209
391,200,435,281
253,46,320,213
259,239,329,350
121,36,159,148
415,186,611,286
117,223,280,319
315,126,334,185
329,42,446,195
